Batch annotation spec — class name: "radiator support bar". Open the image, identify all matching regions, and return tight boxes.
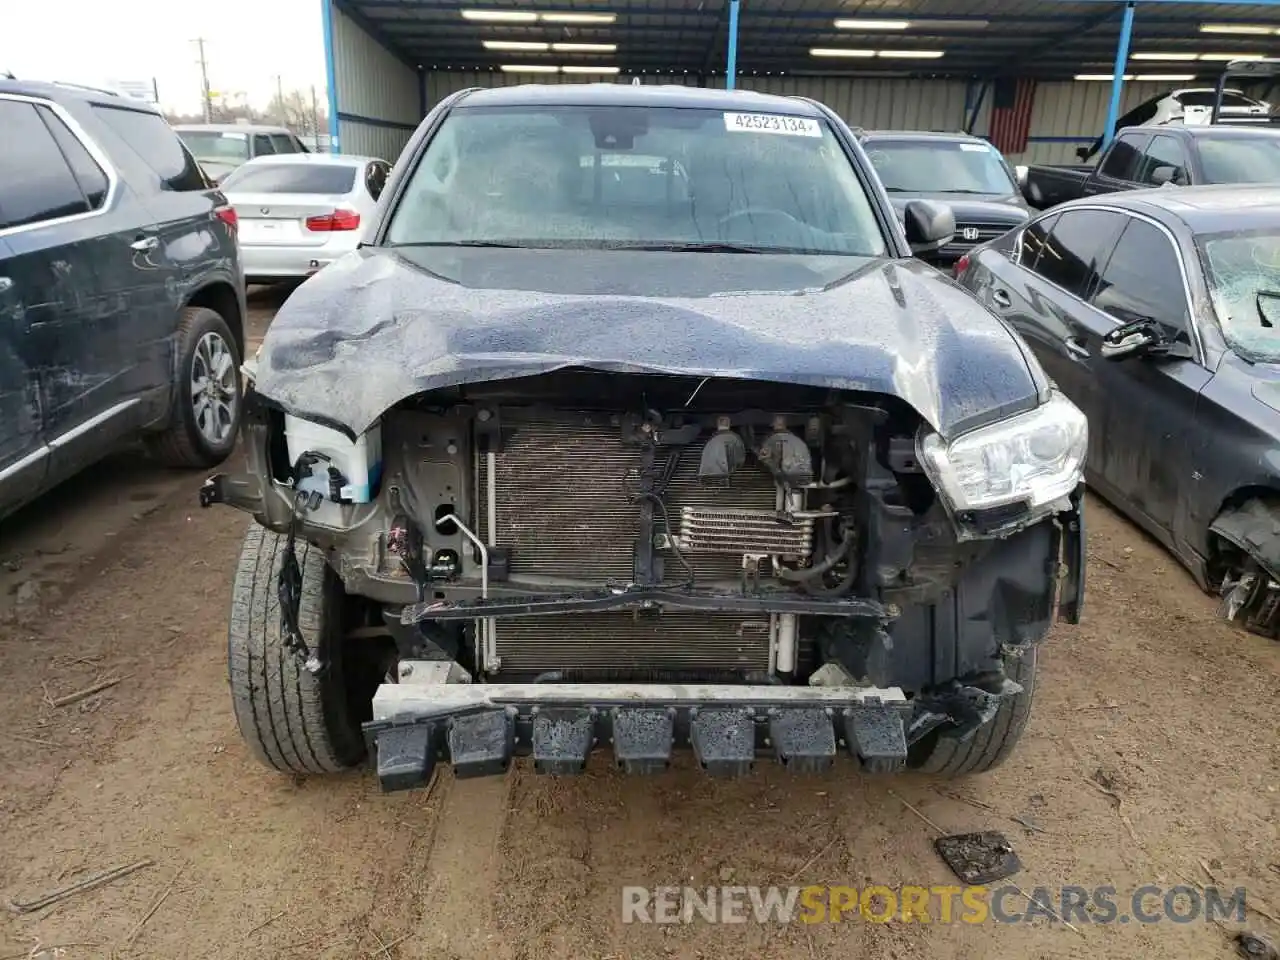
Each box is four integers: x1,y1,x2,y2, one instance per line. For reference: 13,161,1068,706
401,587,892,625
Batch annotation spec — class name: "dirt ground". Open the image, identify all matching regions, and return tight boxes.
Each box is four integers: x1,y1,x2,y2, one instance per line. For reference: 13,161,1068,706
1,288,1277,960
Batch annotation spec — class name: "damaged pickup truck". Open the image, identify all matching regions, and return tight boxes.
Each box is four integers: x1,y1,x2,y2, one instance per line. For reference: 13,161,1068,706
202,84,1087,789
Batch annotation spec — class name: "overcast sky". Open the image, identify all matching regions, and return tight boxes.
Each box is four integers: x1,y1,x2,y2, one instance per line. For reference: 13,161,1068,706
0,0,328,113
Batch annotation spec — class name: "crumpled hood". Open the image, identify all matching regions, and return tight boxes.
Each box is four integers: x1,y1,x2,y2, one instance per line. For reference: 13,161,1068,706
253,247,1042,440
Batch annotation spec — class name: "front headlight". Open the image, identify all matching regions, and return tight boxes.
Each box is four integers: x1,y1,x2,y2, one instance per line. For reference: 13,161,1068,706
918,391,1087,514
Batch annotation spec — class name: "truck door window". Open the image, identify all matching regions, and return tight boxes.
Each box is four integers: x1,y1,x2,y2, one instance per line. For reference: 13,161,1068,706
269,134,296,154
1100,135,1145,181
1092,218,1192,343
1137,136,1189,186
0,99,91,230
253,134,277,156
1032,209,1126,299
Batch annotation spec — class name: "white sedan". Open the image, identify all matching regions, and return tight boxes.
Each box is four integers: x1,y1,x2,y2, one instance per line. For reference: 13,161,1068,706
220,153,391,285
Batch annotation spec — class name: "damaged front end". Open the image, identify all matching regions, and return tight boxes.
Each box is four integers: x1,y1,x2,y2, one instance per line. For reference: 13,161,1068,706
204,368,1086,787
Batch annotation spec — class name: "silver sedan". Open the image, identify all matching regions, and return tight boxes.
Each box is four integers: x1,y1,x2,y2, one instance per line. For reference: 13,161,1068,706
220,153,391,284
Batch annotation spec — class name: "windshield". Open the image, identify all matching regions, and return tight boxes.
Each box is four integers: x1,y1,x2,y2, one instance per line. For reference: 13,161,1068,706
177,131,251,164
384,104,887,256
862,138,1016,194
221,163,356,194
1199,229,1280,361
1199,137,1280,183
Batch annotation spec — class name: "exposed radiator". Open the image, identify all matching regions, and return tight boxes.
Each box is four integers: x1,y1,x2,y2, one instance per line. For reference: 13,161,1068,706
491,611,774,677
477,416,780,583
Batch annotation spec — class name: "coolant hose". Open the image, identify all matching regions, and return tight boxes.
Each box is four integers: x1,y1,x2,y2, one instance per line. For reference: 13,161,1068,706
776,530,855,582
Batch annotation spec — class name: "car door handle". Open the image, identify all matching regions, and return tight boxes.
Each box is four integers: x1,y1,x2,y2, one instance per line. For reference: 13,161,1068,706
130,235,159,252
1064,337,1091,360
991,288,1012,309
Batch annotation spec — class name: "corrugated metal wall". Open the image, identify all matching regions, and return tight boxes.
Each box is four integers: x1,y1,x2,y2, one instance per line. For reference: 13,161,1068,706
422,72,972,133
332,5,420,161
1016,80,1167,165
414,71,1172,167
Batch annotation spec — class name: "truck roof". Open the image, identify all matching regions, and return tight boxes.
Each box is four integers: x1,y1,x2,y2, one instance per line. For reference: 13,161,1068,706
1121,124,1280,141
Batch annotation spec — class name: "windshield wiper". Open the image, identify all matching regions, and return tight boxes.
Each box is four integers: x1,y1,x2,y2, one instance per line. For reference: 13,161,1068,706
618,241,774,254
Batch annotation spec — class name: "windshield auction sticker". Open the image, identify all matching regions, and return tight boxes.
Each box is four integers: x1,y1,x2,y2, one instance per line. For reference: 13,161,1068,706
723,112,822,137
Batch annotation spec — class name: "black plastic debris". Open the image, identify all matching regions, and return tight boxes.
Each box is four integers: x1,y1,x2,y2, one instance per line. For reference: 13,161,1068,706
934,831,1022,884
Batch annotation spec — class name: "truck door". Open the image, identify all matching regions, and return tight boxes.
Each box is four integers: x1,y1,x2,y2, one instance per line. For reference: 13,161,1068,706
1082,132,1149,196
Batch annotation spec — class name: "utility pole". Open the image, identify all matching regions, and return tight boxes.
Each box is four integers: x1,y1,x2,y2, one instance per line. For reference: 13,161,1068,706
192,37,212,122
310,84,320,142
276,74,286,127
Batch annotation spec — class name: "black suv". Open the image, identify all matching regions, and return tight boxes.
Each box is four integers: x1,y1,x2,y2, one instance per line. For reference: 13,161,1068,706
0,80,246,519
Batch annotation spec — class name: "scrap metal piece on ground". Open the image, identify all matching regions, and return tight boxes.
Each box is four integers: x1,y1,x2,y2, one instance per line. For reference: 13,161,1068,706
7,859,154,914
934,831,1022,884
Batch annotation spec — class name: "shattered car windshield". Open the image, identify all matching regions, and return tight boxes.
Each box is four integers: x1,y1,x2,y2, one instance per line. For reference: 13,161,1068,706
384,104,888,256
1199,229,1280,361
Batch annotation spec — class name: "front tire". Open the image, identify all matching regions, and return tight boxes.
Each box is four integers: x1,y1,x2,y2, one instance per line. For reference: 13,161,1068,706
147,306,241,468
908,648,1038,776
228,524,366,774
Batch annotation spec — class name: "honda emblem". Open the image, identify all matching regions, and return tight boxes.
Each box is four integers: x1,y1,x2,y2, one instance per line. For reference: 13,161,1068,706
260,207,271,215
962,227,980,242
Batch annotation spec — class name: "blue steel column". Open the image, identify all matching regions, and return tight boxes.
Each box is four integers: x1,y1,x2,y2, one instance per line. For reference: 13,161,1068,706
321,0,341,153
726,0,741,90
1104,1,1136,147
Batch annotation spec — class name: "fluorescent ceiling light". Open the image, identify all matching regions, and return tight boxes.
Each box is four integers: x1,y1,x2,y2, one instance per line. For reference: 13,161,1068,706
552,42,617,52
1132,52,1198,61
1136,73,1196,81
462,9,537,22
915,19,988,30
1076,74,1134,81
1198,52,1265,61
810,47,876,58
1199,23,1276,35
500,63,560,73
484,40,550,51
877,49,945,59
561,64,621,74
833,19,910,30
540,12,617,23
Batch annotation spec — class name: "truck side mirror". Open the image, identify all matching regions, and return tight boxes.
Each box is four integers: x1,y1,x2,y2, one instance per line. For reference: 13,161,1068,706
902,199,955,256
1150,165,1179,187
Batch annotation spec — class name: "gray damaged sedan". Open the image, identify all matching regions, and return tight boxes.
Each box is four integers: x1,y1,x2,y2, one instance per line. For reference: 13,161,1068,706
201,83,1087,789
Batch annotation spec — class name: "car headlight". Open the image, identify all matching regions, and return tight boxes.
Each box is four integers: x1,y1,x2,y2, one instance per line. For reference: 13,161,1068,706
918,391,1087,514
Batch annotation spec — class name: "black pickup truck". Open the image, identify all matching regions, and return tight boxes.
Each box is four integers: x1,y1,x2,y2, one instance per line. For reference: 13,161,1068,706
1022,124,1280,209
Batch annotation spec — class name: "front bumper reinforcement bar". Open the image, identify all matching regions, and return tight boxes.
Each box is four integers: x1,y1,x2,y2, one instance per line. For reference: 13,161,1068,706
400,590,892,623
364,681,916,791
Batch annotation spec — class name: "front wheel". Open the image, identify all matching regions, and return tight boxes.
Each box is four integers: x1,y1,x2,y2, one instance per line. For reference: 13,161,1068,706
227,524,367,774
907,648,1038,777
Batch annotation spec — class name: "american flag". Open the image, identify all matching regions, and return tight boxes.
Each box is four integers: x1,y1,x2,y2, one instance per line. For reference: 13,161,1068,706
988,78,1037,156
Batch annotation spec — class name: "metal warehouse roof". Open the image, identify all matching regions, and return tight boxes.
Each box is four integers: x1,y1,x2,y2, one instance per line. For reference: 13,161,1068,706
338,0,1280,80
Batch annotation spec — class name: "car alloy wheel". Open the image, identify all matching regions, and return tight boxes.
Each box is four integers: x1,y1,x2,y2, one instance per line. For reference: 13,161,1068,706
191,330,238,447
